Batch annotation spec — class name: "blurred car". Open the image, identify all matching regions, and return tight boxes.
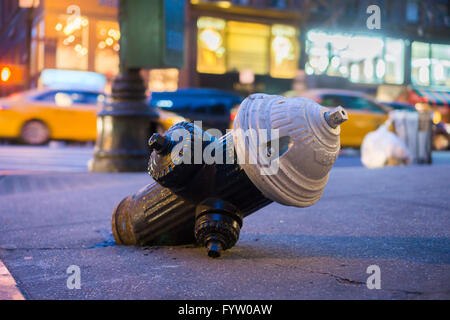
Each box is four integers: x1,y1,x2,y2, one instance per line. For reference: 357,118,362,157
297,89,391,148
0,88,184,145
149,88,243,133
230,90,393,147
378,101,416,111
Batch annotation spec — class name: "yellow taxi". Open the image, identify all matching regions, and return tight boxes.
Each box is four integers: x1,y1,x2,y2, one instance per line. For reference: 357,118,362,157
0,88,185,145
301,89,391,148
230,89,390,148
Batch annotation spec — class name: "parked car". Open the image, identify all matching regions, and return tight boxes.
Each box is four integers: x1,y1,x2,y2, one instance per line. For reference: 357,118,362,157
0,88,184,145
378,101,416,111
229,89,391,147
296,89,391,148
149,88,243,134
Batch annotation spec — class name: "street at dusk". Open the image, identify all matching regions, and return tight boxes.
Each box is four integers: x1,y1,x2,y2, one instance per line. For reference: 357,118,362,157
0,161,449,299
0,0,449,309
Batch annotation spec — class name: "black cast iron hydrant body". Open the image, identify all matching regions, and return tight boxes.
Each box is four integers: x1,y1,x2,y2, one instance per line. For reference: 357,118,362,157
112,94,348,257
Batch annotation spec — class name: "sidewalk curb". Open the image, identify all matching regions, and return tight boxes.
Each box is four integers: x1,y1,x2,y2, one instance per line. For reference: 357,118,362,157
0,260,25,300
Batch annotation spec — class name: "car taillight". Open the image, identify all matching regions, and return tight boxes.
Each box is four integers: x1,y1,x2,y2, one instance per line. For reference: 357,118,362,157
230,105,240,121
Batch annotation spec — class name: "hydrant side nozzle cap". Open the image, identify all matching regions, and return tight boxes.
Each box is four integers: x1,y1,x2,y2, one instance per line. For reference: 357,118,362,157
148,133,171,154
324,106,348,129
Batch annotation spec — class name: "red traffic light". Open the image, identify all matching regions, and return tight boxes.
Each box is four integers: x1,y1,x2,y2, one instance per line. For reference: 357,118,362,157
0,65,24,85
1,67,11,82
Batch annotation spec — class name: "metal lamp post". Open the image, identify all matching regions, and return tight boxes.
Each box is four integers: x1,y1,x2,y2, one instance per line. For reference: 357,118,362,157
89,0,185,172
88,66,158,172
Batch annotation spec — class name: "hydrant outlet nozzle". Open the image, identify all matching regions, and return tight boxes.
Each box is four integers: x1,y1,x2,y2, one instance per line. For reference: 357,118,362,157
207,241,223,258
324,106,348,129
194,199,242,258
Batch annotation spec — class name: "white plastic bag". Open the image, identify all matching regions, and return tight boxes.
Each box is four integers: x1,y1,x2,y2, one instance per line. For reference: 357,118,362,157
361,121,412,168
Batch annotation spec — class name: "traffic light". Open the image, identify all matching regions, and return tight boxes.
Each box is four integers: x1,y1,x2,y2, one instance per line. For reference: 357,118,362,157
0,64,24,85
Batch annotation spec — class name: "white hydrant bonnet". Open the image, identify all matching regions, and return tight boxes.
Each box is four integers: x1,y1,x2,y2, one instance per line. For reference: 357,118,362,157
232,93,347,207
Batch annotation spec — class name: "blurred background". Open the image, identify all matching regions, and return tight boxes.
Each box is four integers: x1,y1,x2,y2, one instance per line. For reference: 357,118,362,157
0,0,449,171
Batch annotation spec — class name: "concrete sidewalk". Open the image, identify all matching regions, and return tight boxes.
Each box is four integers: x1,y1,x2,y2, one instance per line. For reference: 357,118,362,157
0,165,449,299
0,260,24,300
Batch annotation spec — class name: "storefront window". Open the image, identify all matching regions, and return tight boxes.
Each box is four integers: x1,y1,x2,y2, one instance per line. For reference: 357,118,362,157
430,44,450,87
270,24,299,78
196,17,299,78
148,69,179,92
54,14,89,70
384,39,404,84
412,42,450,87
306,30,405,85
197,17,227,74
226,21,270,75
411,42,430,86
95,21,120,77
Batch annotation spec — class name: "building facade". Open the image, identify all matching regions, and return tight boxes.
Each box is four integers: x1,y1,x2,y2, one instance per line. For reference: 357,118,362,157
1,0,449,100
180,0,303,95
0,0,119,96
302,0,450,99
185,0,450,98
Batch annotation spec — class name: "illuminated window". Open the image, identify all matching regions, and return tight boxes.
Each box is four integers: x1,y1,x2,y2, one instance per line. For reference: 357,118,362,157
306,30,404,85
95,21,120,77
226,21,270,75
197,17,227,74
410,41,450,87
384,39,404,84
305,31,329,75
54,14,89,70
148,69,179,92
270,24,299,78
411,42,430,86
430,44,450,87
196,17,299,78
414,42,450,87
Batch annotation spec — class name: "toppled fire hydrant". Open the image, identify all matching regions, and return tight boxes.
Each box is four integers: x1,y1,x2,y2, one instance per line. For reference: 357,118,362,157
112,94,348,257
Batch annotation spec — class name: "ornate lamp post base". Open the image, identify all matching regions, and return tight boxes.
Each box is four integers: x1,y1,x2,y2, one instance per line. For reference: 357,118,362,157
89,68,158,172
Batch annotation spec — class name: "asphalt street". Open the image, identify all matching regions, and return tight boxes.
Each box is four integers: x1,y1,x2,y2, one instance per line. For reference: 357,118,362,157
0,144,93,173
1,144,450,173
0,158,449,299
